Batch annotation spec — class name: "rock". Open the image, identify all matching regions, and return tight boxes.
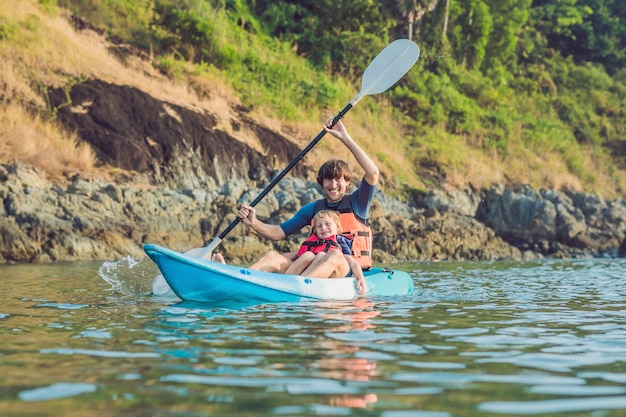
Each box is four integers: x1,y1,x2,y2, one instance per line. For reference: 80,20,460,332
2,159,625,263
47,79,307,189
412,186,482,216
619,238,626,257
476,184,626,257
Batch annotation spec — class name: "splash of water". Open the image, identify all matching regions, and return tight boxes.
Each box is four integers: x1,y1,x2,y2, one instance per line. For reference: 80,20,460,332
98,255,159,296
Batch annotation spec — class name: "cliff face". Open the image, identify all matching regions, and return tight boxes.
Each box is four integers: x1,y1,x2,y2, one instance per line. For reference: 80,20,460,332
48,79,306,189
1,76,625,264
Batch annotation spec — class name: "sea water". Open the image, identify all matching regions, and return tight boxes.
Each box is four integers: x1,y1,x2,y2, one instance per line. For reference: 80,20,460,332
1,257,626,416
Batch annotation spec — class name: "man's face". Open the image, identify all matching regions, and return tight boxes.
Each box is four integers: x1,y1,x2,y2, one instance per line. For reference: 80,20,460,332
322,176,349,203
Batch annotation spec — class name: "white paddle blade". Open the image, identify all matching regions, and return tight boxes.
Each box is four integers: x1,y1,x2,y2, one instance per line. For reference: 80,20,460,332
152,273,177,297
186,237,222,260
352,39,420,105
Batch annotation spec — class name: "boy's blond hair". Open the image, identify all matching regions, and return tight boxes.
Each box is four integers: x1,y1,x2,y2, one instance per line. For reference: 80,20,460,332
312,210,342,234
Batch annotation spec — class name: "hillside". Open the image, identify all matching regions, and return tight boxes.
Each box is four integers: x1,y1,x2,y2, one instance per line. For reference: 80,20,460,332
1,0,625,199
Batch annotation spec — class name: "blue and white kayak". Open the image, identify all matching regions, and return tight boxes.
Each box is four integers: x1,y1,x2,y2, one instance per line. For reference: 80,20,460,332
143,244,414,304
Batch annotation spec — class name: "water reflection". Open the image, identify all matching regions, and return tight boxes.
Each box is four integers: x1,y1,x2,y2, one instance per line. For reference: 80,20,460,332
154,298,384,409
309,299,381,408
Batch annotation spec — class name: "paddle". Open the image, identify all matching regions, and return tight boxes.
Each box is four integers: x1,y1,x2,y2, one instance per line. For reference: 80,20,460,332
193,39,420,260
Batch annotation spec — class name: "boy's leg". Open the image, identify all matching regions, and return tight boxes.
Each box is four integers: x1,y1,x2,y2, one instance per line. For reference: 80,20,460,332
250,250,294,273
301,250,349,278
285,252,315,275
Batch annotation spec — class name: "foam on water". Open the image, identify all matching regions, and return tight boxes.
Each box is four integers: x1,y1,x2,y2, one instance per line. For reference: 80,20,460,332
19,383,97,402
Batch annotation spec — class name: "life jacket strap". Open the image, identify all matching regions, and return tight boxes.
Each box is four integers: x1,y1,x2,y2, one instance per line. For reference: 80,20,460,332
305,239,340,253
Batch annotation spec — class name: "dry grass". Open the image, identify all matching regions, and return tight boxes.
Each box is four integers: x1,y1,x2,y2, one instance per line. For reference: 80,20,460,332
289,102,420,189
444,148,506,190
0,102,96,176
503,146,583,191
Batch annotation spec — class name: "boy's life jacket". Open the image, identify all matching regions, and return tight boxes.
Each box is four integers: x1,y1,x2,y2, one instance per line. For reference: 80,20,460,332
312,197,373,270
296,234,342,257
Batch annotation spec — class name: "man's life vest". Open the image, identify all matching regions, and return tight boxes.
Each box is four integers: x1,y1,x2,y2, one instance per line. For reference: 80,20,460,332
297,234,341,257
312,197,373,270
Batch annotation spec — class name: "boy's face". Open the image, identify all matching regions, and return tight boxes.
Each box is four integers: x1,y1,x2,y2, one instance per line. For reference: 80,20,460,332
322,176,349,203
314,216,339,239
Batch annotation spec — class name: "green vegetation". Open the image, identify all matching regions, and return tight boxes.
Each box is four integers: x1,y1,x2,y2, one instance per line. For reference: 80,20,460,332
3,0,625,198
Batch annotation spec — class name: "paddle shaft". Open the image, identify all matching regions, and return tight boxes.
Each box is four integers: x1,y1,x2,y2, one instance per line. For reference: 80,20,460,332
215,103,353,241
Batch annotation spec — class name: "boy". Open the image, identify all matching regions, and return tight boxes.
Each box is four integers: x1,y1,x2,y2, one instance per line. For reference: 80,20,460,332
286,210,367,294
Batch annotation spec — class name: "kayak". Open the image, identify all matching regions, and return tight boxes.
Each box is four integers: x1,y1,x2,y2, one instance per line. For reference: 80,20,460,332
143,244,414,304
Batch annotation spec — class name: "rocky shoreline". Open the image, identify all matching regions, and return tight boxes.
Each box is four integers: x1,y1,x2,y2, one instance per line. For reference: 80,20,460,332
1,161,625,265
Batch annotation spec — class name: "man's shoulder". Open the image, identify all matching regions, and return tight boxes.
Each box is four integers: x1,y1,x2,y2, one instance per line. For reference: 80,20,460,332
355,177,377,192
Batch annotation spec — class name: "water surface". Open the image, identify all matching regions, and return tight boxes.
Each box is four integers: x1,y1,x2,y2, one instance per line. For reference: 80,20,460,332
1,257,625,416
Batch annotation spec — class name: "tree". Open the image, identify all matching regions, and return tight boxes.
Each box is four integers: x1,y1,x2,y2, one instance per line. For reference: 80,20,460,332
481,0,532,73
446,0,493,70
525,0,592,61
442,0,450,43
521,0,625,73
570,0,626,73
250,0,390,75
384,0,440,40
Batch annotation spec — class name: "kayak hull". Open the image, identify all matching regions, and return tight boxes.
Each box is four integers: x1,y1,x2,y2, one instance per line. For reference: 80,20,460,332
143,244,414,304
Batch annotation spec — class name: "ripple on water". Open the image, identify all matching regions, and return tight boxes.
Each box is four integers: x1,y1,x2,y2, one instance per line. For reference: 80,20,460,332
528,385,626,396
77,329,113,339
36,303,88,310
381,411,452,417
475,351,621,373
19,382,97,401
597,373,626,384
479,395,626,414
390,372,585,386
161,374,360,395
398,361,466,370
326,331,403,343
41,348,161,358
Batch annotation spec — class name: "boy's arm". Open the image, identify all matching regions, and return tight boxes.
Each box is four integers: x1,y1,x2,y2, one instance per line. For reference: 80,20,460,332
345,255,367,295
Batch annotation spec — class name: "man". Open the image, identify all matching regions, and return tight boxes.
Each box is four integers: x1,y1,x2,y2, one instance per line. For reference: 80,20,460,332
228,119,379,276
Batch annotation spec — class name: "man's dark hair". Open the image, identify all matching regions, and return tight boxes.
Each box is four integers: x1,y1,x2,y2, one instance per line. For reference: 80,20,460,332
316,160,352,190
